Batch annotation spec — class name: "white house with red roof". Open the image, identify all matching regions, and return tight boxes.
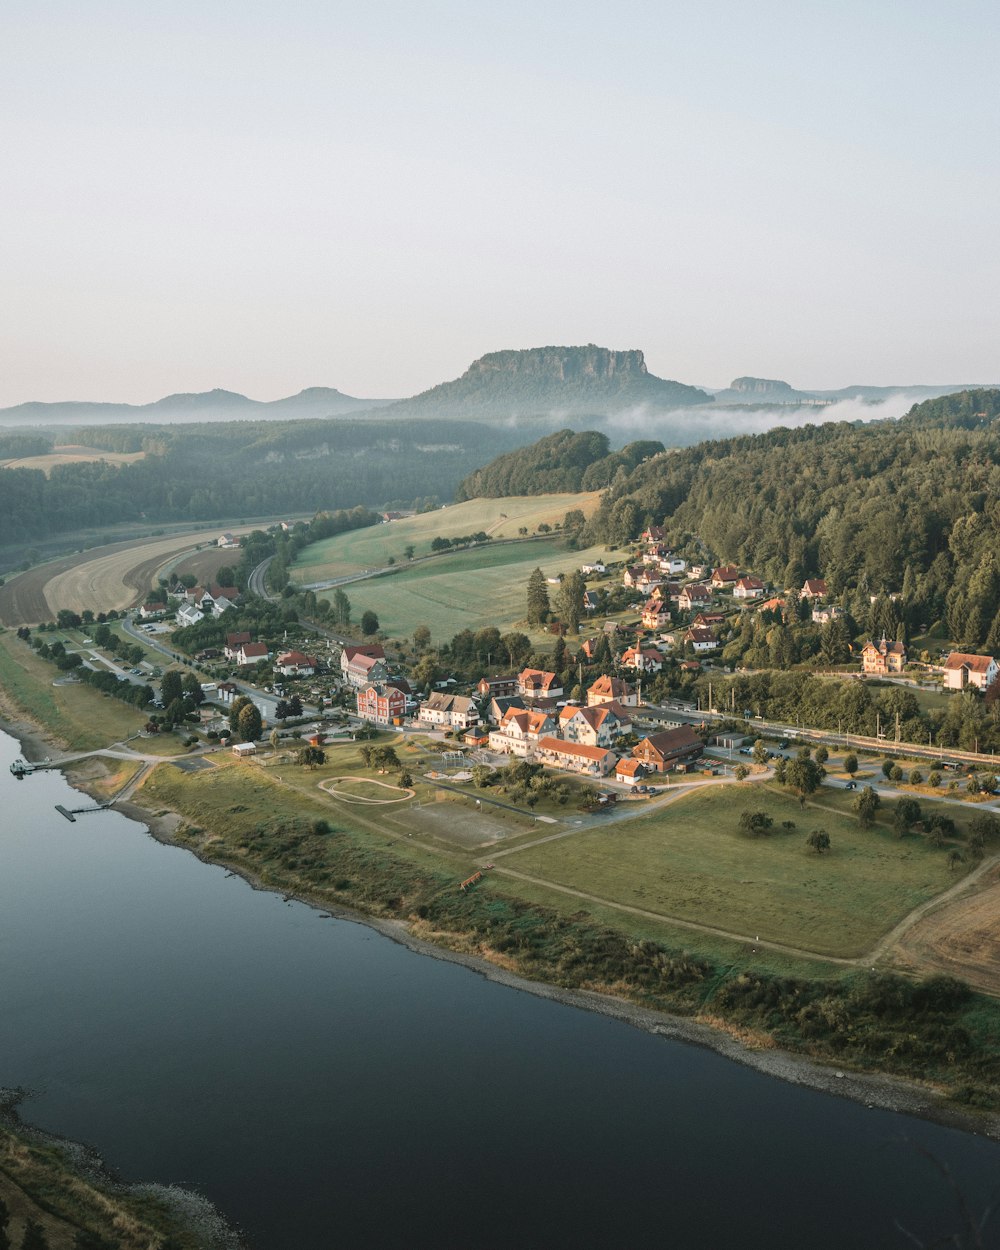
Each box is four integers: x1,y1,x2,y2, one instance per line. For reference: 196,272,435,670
711,566,740,588
517,668,563,701
733,576,765,600
558,703,630,749
621,647,663,674
800,578,829,600
943,652,999,691
488,707,557,757
235,641,269,666
587,675,638,707
276,650,318,677
341,644,388,687
678,583,712,612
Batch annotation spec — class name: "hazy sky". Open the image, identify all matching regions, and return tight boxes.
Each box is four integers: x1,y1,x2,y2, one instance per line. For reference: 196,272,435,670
3,1,999,405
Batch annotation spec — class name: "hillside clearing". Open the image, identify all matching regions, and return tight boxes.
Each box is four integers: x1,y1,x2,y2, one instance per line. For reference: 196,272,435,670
293,493,603,581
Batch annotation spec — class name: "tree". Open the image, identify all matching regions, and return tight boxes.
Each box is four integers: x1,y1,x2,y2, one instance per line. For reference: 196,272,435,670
501,631,532,668
893,796,922,838
21,1223,50,1250
928,769,942,788
785,757,824,803
229,695,252,735
0,1197,8,1250
526,568,550,625
807,829,831,854
752,739,767,765
738,809,773,837
181,672,204,705
404,545,415,560
361,610,380,636
269,728,281,751
298,745,326,768
399,769,413,788
734,763,749,780
843,753,858,776
274,699,290,722
556,570,586,634
288,694,303,717
160,668,184,705
948,848,965,872
908,768,923,786
552,635,567,675
854,785,880,828
413,624,432,651
237,702,263,743
472,764,496,788
814,745,828,766
73,1232,119,1249
881,758,896,780
332,588,351,627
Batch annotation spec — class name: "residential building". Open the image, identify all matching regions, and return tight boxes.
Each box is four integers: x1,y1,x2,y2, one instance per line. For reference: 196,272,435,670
641,525,666,543
811,605,844,624
583,590,601,613
176,603,205,628
692,612,727,628
581,562,606,575
943,652,999,691
661,557,687,576
558,703,629,749
218,532,238,548
641,597,671,630
631,725,703,772
622,565,645,589
711,566,740,588
535,737,618,777
684,626,717,653
232,741,257,757
476,675,518,699
587,675,638,707
236,641,269,666
678,583,712,612
621,647,663,674
356,682,406,725
615,757,646,784
860,636,906,676
138,601,165,619
341,644,388,687
486,694,527,725
488,707,556,757
756,596,786,614
417,692,481,730
224,631,253,660
517,668,563,701
733,576,765,600
800,578,829,600
275,650,318,677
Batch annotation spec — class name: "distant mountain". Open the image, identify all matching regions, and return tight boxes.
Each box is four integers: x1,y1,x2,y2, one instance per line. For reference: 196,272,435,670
706,376,987,407
0,387,395,425
379,345,712,419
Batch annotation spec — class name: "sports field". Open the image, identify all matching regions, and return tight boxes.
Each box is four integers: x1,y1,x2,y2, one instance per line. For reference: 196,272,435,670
294,493,603,582
500,784,956,958
337,538,612,641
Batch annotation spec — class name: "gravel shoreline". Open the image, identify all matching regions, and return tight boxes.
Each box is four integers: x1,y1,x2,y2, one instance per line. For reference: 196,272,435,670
6,702,1000,1150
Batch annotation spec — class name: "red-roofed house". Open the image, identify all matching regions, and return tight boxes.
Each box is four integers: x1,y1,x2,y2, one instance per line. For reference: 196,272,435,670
236,642,269,666
733,576,765,600
678,584,712,612
341,644,388,687
684,626,717,653
276,650,318,677
224,631,252,660
943,652,999,691
535,737,618,777
632,725,703,772
641,597,672,630
356,683,405,725
615,757,646,784
558,703,629,748
517,668,563,701
861,636,906,676
489,707,557,757
711,566,740,588
800,578,829,600
621,647,663,674
587,675,638,707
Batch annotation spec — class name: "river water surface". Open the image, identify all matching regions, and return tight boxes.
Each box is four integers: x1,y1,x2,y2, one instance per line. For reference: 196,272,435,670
1,729,999,1248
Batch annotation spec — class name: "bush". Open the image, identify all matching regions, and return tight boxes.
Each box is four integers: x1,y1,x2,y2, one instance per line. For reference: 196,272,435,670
738,810,773,837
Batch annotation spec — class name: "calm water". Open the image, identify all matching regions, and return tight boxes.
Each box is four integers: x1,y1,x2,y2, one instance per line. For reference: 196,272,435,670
1,729,999,1249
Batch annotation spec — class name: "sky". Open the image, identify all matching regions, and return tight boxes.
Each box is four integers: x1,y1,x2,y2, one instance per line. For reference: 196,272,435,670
2,1,999,406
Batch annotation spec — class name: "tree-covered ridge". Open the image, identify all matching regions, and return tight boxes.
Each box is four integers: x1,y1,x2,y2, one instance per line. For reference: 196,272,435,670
456,429,665,499
574,389,1000,649
0,416,526,551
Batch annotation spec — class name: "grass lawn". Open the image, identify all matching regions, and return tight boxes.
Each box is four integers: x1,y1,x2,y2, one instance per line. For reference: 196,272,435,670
0,630,147,751
294,493,605,580
502,783,958,958
329,539,612,641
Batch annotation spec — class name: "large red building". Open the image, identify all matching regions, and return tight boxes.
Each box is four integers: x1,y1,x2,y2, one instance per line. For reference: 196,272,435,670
356,683,406,726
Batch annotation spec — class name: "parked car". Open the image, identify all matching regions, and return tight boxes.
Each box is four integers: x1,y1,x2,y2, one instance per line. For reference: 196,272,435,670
846,781,857,790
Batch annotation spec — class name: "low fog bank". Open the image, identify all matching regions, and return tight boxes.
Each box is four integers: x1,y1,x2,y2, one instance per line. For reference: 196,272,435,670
598,390,929,448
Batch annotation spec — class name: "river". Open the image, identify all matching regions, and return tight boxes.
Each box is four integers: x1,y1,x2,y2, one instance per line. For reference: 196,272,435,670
1,728,999,1248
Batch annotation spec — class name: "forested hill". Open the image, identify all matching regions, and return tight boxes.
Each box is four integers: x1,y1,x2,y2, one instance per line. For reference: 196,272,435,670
573,387,1000,649
456,430,665,498
382,345,711,419
0,417,526,557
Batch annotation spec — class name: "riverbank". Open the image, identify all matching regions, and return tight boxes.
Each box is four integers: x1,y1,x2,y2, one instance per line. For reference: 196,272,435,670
6,698,1000,1149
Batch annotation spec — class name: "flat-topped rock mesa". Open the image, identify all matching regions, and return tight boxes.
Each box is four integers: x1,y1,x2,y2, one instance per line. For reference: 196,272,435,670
384,344,712,418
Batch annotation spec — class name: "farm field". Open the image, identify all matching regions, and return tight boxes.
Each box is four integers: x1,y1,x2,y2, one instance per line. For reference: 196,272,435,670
338,539,612,641
500,784,958,958
0,523,261,625
0,444,146,474
294,493,604,582
889,866,1000,993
